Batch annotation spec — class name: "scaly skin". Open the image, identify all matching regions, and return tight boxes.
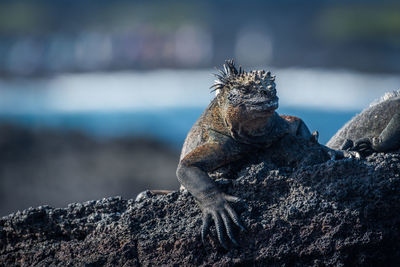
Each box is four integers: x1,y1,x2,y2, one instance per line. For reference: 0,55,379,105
176,60,318,249
327,90,400,157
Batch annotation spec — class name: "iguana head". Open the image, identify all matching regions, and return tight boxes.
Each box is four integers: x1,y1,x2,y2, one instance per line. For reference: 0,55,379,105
211,59,278,138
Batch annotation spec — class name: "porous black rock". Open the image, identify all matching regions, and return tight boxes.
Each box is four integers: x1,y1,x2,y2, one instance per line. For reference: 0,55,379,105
1,136,400,266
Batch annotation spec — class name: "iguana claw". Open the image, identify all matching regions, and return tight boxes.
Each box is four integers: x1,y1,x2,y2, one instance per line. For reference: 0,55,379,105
200,193,245,249
342,138,375,157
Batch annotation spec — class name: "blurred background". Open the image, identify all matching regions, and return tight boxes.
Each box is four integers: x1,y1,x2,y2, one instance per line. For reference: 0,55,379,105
1,0,400,216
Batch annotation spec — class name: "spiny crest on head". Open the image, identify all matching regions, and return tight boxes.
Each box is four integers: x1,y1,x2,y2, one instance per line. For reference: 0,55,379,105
210,59,242,92
210,59,276,94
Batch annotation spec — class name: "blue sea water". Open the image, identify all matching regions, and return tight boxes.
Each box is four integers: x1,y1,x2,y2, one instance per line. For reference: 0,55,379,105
0,107,357,148
1,67,397,148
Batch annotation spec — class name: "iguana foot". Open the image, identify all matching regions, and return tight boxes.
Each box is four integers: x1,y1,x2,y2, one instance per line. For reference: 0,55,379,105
200,192,246,249
338,138,373,158
351,138,375,157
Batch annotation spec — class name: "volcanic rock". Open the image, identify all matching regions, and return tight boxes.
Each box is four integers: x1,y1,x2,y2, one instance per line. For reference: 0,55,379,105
1,136,399,266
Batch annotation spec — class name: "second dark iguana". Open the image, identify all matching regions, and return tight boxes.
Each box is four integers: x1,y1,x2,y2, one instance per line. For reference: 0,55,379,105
176,60,320,249
327,90,400,156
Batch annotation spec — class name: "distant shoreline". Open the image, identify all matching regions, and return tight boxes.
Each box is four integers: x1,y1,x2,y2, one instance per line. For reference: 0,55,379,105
0,107,356,147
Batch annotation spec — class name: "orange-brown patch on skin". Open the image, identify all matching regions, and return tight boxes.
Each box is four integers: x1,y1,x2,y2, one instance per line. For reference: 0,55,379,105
280,115,301,123
181,144,223,170
197,99,230,137
181,143,240,172
208,102,228,135
225,105,243,129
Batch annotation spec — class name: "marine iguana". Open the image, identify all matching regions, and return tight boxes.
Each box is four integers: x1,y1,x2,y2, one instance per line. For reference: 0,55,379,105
176,60,321,249
327,90,400,157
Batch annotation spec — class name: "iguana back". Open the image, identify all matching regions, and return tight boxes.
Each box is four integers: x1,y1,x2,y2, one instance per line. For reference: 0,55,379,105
327,90,400,150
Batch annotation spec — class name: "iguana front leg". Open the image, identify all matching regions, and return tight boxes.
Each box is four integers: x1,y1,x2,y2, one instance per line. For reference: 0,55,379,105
347,112,400,156
176,141,246,249
372,112,400,152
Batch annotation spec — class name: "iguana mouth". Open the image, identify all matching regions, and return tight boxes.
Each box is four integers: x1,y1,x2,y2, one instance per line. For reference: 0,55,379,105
248,100,278,111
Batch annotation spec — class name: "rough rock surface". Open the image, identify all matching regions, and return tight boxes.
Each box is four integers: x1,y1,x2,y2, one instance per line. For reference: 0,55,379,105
1,136,400,266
